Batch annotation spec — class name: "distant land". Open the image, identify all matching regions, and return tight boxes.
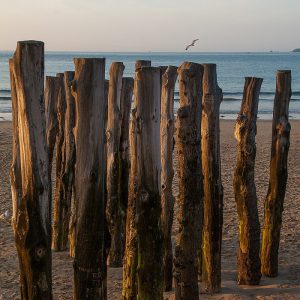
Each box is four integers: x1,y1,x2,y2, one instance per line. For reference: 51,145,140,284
292,48,300,52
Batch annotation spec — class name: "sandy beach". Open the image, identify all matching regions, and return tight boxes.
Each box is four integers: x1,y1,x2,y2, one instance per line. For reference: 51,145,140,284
1,119,300,299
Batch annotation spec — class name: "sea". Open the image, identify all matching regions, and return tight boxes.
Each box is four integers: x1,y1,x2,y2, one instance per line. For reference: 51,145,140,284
1,51,300,121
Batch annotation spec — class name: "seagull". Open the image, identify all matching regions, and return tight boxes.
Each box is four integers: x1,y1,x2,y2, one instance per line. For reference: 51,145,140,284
185,39,199,51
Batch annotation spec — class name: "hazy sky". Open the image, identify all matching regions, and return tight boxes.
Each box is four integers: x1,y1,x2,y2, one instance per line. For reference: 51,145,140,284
1,0,299,52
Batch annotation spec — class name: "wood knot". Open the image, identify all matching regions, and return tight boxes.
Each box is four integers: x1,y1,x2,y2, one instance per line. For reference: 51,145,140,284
140,190,150,204
106,130,112,142
167,119,173,127
37,272,49,291
71,80,77,93
234,114,248,142
177,106,189,119
89,168,98,183
34,245,47,261
276,118,291,136
245,143,255,156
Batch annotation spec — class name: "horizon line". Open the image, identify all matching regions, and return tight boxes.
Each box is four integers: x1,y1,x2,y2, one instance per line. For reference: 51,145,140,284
0,49,298,54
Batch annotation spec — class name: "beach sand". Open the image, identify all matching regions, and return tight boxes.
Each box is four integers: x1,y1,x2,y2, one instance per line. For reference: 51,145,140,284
1,120,300,299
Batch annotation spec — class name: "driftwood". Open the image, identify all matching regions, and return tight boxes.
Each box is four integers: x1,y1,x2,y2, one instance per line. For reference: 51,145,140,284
261,70,291,277
233,77,263,285
174,62,203,299
72,58,107,299
10,41,52,299
119,77,134,264
122,60,151,300
134,66,163,299
106,62,125,267
45,76,60,171
201,64,223,293
52,73,67,251
160,65,177,292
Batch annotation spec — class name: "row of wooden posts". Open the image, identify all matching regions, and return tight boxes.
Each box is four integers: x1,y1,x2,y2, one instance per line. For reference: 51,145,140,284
8,41,291,299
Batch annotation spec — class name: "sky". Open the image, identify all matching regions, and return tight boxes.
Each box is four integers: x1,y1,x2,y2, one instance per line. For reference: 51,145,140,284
0,0,299,52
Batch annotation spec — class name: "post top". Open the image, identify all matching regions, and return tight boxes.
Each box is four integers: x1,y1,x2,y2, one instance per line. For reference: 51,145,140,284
18,40,44,44
277,70,291,74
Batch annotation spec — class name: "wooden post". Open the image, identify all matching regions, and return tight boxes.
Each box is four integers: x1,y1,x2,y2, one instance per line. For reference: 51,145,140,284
57,71,76,258
160,65,177,292
45,76,60,171
52,73,67,251
174,62,203,299
106,62,125,267
103,79,112,262
119,77,134,263
66,71,76,258
122,60,151,300
233,77,263,285
72,58,107,299
134,66,163,299
201,64,223,293
10,40,52,299
261,70,291,277
9,57,22,249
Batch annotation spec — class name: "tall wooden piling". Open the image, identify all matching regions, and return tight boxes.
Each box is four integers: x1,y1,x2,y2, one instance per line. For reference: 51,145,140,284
10,41,52,299
9,58,22,240
59,71,76,258
261,71,291,277
233,77,263,285
160,65,177,292
72,58,107,299
201,64,223,293
134,66,163,299
106,62,125,267
119,77,134,263
122,60,151,300
103,79,112,263
174,62,204,300
45,76,60,171
52,73,67,251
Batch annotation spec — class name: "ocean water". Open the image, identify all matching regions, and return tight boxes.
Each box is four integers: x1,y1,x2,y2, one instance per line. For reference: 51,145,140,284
1,51,300,121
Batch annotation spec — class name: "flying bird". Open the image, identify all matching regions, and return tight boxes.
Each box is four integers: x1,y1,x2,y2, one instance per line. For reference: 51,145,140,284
185,39,199,51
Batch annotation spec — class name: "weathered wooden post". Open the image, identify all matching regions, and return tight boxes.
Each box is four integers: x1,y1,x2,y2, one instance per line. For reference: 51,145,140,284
119,77,134,261
52,73,67,251
201,64,223,293
160,65,177,292
45,76,60,170
233,77,263,285
72,58,107,299
10,41,52,299
134,66,163,299
173,62,203,300
261,70,291,277
106,62,125,267
9,58,22,239
122,60,151,300
59,71,76,258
